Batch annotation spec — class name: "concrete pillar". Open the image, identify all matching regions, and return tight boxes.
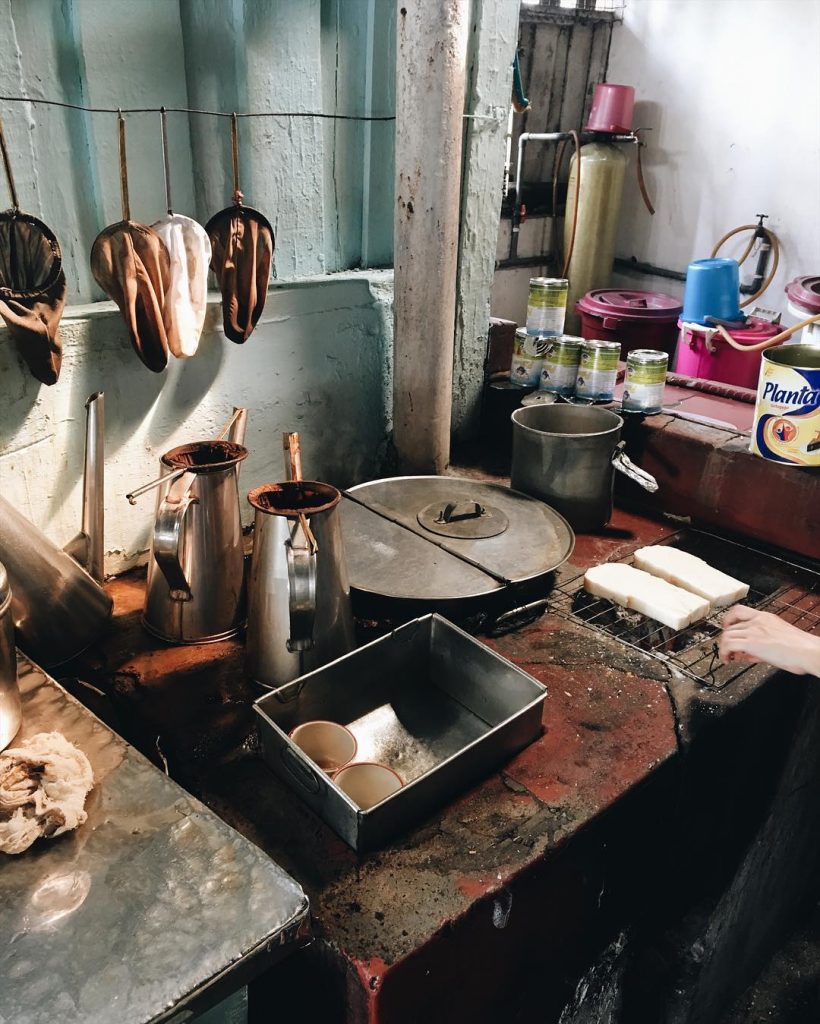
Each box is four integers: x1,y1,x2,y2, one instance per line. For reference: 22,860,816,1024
393,0,470,473
452,0,520,441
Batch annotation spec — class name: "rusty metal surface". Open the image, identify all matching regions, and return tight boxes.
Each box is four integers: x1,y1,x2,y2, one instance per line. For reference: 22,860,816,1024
0,654,309,1024
63,503,788,1014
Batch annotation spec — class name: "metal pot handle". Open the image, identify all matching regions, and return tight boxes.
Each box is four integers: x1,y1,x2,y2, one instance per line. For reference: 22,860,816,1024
611,442,659,493
153,473,197,601
286,519,317,653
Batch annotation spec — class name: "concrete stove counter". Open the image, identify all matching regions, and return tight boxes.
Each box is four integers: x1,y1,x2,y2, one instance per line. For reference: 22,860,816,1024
64,508,820,1023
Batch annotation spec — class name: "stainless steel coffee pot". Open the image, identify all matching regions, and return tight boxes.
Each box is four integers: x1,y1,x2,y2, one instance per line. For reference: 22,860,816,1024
0,392,112,667
245,481,355,689
0,563,22,751
140,431,249,644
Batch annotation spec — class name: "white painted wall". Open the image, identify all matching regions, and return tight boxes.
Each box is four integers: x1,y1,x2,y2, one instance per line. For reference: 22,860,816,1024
608,0,820,317
0,272,393,575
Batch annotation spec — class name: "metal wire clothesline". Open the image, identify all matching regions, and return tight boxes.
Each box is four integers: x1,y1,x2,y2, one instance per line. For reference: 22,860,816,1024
0,93,504,124
0,93,397,121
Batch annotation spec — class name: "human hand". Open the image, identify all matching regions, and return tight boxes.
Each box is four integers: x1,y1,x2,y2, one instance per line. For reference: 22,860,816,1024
719,605,820,677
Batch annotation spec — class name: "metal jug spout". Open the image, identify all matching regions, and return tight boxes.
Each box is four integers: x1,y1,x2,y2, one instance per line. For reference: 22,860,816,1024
63,392,105,583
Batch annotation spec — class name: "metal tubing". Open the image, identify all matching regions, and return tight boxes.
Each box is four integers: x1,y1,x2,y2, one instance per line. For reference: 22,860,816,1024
510,131,638,260
82,392,105,583
64,392,105,582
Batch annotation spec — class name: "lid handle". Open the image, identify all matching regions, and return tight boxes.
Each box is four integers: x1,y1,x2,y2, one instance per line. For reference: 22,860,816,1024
436,501,485,525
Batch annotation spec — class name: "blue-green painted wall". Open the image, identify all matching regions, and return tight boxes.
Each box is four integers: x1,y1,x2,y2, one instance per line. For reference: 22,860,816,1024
0,0,396,303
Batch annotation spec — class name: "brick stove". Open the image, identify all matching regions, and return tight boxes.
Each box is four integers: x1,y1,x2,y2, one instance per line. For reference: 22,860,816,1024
60,388,819,1023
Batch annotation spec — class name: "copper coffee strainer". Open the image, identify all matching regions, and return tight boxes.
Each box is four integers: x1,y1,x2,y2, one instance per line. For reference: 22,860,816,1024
90,111,172,373
205,113,274,344
0,115,67,385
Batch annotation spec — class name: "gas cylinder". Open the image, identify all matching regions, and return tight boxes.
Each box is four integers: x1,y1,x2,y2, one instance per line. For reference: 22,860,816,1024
563,142,627,334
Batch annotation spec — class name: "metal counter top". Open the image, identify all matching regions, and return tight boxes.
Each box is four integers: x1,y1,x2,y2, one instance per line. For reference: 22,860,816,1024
0,655,309,1024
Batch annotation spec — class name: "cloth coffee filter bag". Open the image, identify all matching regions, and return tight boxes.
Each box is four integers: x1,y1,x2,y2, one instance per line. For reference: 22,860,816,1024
91,112,172,373
151,109,211,358
0,117,67,385
205,114,274,344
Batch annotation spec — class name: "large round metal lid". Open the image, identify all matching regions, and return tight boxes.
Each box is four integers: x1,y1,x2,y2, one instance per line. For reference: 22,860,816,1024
340,476,574,602
576,289,682,322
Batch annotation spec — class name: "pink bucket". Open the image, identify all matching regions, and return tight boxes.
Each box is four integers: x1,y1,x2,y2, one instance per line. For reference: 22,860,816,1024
585,84,635,134
675,318,782,389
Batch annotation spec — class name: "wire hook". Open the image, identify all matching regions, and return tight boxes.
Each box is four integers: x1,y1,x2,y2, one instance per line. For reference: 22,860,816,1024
230,112,243,205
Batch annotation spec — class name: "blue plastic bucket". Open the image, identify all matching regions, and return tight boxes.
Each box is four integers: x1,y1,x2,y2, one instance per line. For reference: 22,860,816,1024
681,258,742,326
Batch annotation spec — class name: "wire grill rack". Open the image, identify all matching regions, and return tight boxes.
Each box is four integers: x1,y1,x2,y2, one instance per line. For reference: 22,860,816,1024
550,531,820,690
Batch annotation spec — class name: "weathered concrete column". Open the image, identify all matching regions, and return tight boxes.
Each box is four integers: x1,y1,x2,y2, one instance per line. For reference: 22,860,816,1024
452,0,520,441
393,0,470,473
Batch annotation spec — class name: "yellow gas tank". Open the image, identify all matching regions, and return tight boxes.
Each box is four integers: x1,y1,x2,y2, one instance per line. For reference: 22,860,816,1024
563,142,627,334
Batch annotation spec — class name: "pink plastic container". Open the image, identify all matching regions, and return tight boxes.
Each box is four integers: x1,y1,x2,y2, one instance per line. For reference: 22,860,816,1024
576,289,682,358
585,84,635,134
675,318,782,389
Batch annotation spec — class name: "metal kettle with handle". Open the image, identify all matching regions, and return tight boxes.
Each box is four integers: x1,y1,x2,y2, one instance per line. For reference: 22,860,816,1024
245,434,354,689
135,410,249,644
0,392,112,667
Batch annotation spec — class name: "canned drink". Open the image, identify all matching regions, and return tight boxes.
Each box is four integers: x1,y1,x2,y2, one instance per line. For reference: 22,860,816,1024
526,278,568,338
750,344,820,466
538,335,583,395
510,328,547,388
622,349,668,414
575,340,621,402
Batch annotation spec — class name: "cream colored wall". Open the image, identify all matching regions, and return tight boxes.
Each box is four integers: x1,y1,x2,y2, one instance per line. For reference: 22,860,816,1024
608,0,820,310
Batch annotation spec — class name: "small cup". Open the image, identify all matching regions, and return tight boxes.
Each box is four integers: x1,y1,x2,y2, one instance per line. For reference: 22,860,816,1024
289,721,357,774
333,762,404,810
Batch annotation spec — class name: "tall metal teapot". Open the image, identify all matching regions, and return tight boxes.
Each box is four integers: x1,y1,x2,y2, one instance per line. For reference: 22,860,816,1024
245,437,354,689
129,410,249,645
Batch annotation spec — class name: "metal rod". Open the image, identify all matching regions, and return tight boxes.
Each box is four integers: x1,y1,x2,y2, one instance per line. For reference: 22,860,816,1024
126,467,187,506
83,392,105,583
159,107,173,215
117,110,130,222
0,116,19,210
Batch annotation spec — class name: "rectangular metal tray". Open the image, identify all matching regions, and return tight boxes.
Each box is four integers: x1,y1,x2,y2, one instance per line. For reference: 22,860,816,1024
254,614,546,852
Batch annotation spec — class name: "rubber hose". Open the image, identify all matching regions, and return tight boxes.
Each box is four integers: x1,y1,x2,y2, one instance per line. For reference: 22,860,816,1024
715,313,820,353
561,130,581,280
711,224,780,308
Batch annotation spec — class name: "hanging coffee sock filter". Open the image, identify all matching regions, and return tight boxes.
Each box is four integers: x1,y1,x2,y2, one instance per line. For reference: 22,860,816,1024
0,116,67,386
205,113,274,344
151,108,211,358
90,111,172,373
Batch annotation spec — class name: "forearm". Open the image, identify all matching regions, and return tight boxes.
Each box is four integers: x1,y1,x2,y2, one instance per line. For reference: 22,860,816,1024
797,633,820,677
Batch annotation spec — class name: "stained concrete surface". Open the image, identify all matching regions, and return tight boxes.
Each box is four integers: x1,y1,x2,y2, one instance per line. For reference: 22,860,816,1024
722,905,820,1023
